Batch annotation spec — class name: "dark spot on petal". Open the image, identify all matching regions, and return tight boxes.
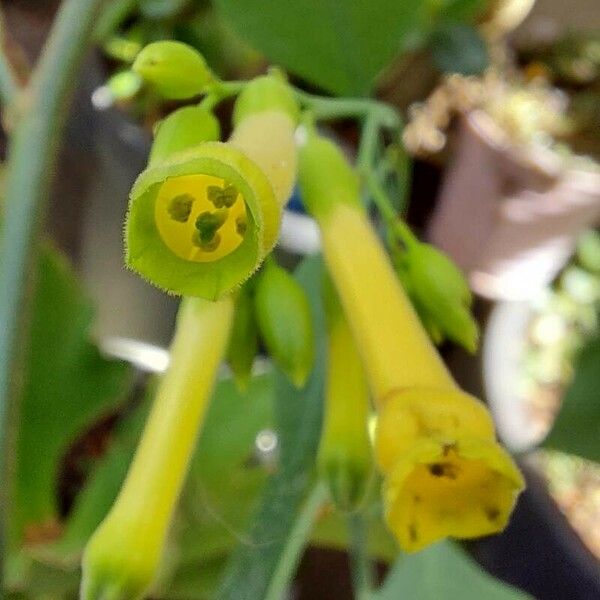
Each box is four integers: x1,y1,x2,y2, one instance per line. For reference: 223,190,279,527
429,462,458,479
414,495,421,504
409,523,418,543
485,506,500,522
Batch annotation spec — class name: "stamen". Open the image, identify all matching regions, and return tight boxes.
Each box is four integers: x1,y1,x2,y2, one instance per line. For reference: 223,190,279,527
192,232,221,252
167,194,195,222
235,214,247,237
208,184,238,208
194,209,228,243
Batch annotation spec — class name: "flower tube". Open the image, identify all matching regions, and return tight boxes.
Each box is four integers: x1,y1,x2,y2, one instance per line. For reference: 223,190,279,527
317,277,373,512
299,131,524,552
125,74,298,299
81,296,234,600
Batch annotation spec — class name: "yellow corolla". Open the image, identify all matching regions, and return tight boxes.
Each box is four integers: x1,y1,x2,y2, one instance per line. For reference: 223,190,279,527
298,131,524,552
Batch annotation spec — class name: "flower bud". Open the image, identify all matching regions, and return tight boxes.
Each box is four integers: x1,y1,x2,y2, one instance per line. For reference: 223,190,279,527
125,85,298,299
399,241,479,353
132,41,215,100
149,106,221,166
226,284,259,391
318,278,373,512
254,260,315,387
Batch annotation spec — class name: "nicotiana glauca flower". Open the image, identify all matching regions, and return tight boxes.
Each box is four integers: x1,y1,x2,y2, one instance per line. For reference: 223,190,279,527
298,131,524,552
125,74,299,299
254,258,315,387
318,276,374,512
81,297,234,600
132,41,216,100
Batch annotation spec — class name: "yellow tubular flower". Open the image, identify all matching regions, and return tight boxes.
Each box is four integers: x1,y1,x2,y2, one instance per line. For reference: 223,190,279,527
318,277,373,512
126,74,298,299
298,132,524,552
81,297,234,600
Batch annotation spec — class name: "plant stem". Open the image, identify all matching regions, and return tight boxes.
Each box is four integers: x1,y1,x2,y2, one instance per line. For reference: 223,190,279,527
264,481,329,600
294,88,400,129
348,513,376,600
0,0,107,582
0,10,19,107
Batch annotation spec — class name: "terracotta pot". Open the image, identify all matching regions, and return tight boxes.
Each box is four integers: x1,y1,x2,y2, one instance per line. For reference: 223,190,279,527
427,111,600,301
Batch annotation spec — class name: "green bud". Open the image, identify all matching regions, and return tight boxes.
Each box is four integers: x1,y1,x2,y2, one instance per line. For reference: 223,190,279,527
298,131,362,220
254,260,315,387
233,73,299,126
227,285,259,391
149,106,221,166
318,276,374,512
403,242,479,353
133,41,215,100
106,70,142,101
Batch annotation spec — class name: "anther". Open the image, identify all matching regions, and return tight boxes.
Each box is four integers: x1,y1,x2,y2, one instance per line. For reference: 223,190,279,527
194,209,228,243
192,231,221,252
235,214,247,236
208,184,238,208
167,194,195,222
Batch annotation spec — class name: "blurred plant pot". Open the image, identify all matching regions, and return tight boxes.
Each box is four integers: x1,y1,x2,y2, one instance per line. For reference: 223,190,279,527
427,111,600,301
471,299,600,599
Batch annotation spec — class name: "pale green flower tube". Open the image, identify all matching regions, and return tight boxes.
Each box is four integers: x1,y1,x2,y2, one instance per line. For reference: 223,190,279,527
81,296,234,600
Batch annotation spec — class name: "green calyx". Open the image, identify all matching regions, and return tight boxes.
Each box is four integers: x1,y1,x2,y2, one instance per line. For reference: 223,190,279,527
133,41,215,100
298,131,362,221
149,106,220,166
233,73,300,126
126,142,279,299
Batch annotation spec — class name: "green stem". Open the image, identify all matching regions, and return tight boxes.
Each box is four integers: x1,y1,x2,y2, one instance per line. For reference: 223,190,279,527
264,481,329,600
0,10,19,107
200,79,246,111
348,513,376,600
294,89,400,129
0,0,107,581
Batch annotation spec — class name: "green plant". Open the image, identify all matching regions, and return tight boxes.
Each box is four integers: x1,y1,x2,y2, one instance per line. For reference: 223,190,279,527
2,1,574,599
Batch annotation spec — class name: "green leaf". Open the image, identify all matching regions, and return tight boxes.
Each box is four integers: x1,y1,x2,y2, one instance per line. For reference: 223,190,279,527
437,0,489,22
543,336,600,462
216,256,327,600
430,22,488,75
377,541,531,599
213,0,425,95
15,245,132,535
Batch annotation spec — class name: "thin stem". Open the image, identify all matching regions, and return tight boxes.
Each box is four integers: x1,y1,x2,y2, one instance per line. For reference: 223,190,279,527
364,169,398,227
200,79,246,111
0,0,108,582
264,481,329,600
0,11,19,106
348,513,376,600
294,88,400,129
